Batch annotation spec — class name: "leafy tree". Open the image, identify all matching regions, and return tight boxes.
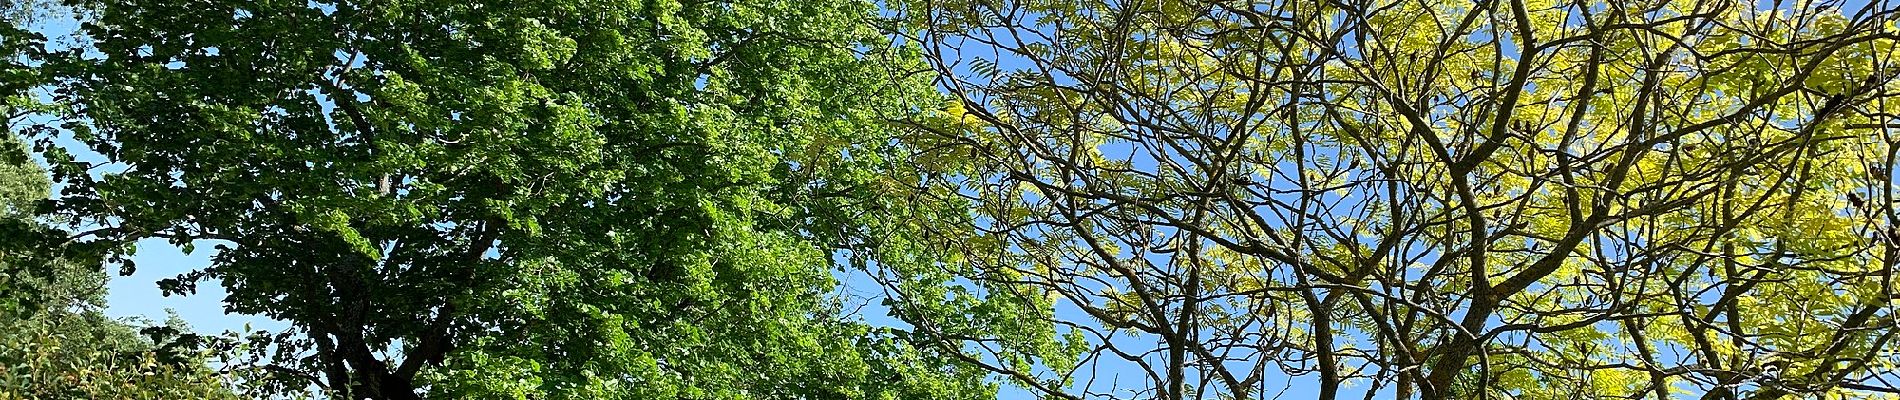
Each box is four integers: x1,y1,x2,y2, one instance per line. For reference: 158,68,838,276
885,0,1900,399
5,61,239,400
1,0,65,323
6,39,236,397
24,0,994,398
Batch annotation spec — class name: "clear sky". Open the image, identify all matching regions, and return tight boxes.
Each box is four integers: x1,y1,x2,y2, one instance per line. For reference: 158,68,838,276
105,238,287,334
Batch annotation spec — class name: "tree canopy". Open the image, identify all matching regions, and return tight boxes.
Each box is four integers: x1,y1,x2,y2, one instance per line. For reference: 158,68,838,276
5,34,237,396
4,0,1899,399
10,0,990,398
882,0,1900,399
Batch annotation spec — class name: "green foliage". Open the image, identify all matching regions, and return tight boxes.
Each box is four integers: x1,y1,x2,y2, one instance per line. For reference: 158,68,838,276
0,310,241,400
5,58,236,398
20,0,995,398
0,0,63,324
882,0,1900,399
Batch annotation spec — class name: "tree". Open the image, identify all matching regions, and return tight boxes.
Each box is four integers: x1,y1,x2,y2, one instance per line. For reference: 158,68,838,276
883,0,1900,399
7,67,238,400
25,0,993,398
1,0,66,324
5,7,243,396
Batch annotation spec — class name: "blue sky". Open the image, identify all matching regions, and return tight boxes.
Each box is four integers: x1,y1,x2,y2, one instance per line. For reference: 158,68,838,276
105,238,287,334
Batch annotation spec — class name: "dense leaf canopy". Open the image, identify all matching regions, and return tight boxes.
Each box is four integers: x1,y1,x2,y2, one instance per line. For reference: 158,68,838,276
4,0,1900,399
5,72,236,398
9,0,991,398
883,0,1900,399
